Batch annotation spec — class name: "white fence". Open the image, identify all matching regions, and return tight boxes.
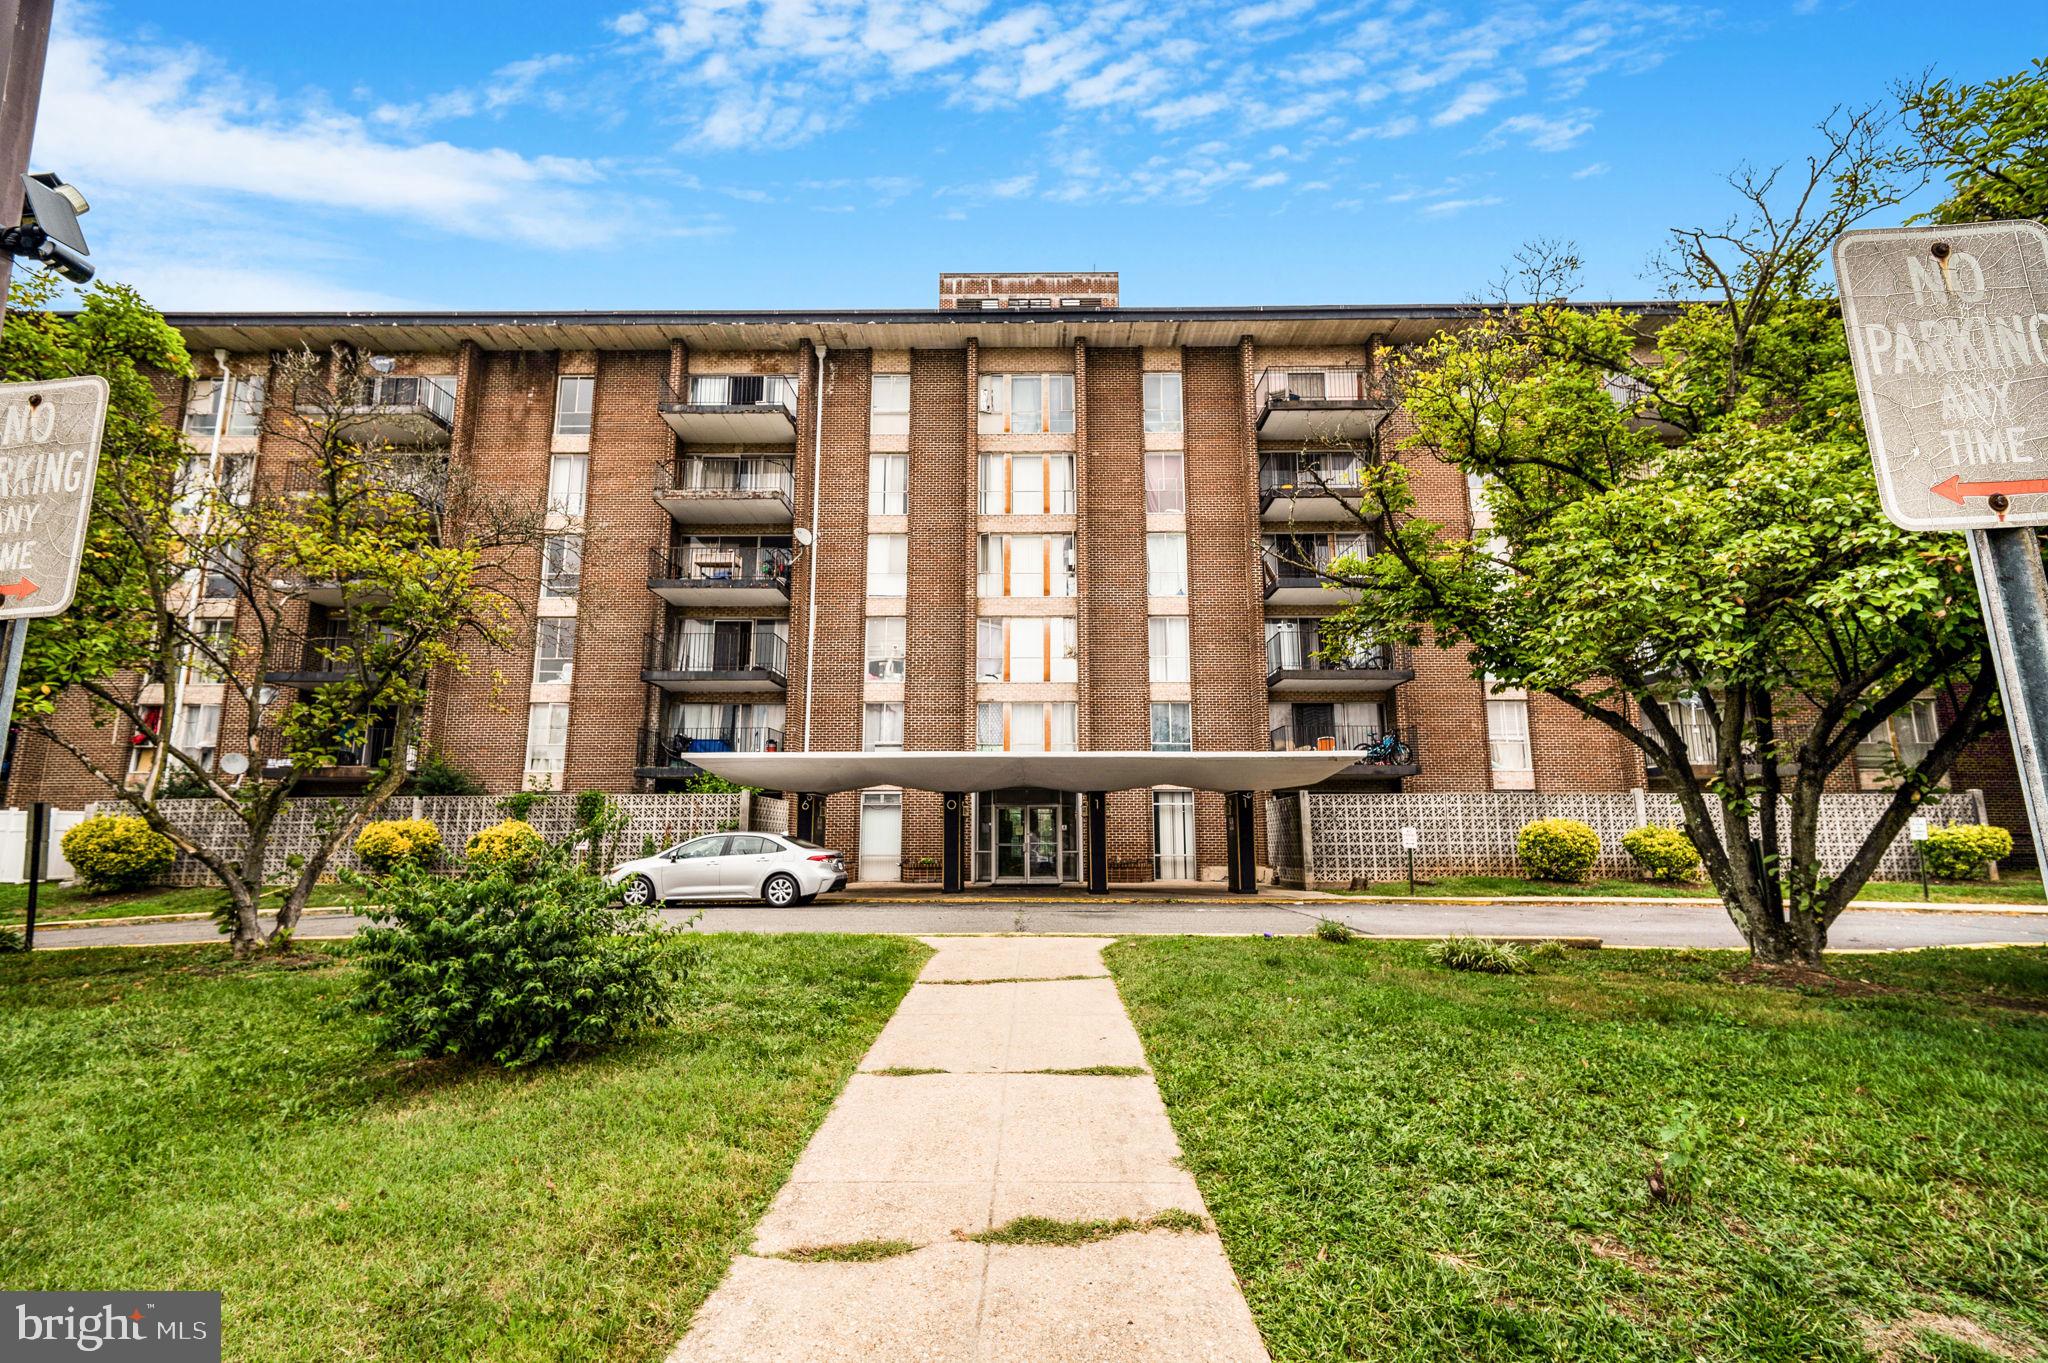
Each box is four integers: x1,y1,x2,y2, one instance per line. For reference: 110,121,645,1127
0,808,87,883
83,793,770,887
1267,788,1990,888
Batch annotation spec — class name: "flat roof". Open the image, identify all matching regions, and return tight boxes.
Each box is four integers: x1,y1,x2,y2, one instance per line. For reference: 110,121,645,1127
154,300,1686,355
683,749,1371,794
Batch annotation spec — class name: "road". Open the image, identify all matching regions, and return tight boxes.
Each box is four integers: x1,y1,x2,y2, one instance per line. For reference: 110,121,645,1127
30,899,2048,952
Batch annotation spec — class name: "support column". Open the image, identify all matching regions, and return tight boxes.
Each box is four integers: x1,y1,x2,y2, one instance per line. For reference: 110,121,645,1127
795,791,827,845
1225,790,1257,894
942,792,966,893
1086,791,1108,894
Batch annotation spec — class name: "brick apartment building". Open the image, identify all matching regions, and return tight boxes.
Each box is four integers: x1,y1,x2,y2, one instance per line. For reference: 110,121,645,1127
4,271,2004,887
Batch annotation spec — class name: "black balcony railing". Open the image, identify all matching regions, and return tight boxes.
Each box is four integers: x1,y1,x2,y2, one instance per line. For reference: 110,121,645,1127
649,542,794,589
334,374,456,429
1265,635,1405,676
1268,723,1418,769
1252,367,1387,409
643,629,788,679
638,725,786,769
657,456,796,498
264,624,356,682
658,373,799,413
1259,452,1366,494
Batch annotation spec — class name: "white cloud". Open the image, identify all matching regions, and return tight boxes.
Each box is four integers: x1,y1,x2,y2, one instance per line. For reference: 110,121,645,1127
1228,0,1316,31
1571,160,1610,179
1418,194,1504,216
1431,78,1518,126
1480,108,1596,152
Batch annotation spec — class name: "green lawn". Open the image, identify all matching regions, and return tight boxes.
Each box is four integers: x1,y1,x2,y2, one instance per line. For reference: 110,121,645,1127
0,881,358,926
0,935,926,1362
1329,871,2046,905
1108,938,2048,1362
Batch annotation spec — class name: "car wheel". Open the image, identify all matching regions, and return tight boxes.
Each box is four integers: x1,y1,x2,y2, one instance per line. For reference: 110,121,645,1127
762,873,800,907
620,875,657,908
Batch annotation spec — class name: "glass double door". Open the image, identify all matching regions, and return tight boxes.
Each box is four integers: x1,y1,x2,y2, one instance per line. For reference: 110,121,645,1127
995,803,1062,883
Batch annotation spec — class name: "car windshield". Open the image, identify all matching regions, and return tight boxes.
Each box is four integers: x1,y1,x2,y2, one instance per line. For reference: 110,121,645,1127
787,838,829,851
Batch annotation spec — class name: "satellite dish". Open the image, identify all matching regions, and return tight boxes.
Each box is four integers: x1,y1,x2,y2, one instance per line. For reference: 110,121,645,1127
219,751,250,775
793,527,815,547
368,355,397,373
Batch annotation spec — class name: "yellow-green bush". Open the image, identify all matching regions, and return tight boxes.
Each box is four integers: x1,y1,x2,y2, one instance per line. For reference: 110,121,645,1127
1621,824,1702,881
61,815,178,892
464,819,546,878
354,818,444,874
1921,824,2014,881
1516,818,1601,883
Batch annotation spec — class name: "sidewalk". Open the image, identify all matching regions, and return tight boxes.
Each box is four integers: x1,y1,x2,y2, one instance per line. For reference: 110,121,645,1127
667,935,1269,1362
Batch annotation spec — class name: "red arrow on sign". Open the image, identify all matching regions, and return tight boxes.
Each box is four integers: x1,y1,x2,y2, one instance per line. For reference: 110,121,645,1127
1932,475,2048,505
0,577,36,597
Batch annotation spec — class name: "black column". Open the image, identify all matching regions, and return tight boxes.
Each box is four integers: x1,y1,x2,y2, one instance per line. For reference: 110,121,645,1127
795,791,826,845
1226,790,1257,894
1086,791,1108,894
942,792,966,893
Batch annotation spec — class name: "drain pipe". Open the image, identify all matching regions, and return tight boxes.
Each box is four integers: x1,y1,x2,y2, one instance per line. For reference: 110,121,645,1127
801,343,827,751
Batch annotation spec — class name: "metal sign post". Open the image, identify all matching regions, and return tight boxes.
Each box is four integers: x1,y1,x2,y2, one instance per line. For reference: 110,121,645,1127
1835,221,2048,869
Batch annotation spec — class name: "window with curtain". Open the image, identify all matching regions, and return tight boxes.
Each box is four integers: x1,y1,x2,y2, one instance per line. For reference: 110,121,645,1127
524,702,570,786
865,616,906,682
1144,452,1185,513
868,454,907,516
554,375,594,436
1146,532,1188,596
870,374,910,435
1150,702,1192,752
866,534,908,595
533,618,577,683
542,535,583,597
1142,373,1182,433
1148,616,1189,683
548,454,588,517
862,702,904,751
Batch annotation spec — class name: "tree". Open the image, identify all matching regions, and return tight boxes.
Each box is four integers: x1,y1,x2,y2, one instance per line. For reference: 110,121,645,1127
5,295,541,954
1310,109,2002,967
1899,57,2048,223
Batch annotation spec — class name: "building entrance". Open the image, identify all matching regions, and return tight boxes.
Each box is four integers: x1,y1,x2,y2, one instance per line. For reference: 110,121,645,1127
975,788,1081,884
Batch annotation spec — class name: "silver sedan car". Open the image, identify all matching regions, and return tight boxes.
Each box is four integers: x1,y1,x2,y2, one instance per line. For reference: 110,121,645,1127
610,832,848,908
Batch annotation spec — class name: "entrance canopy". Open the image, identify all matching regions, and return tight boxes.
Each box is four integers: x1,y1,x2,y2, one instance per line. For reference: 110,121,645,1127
683,749,1365,795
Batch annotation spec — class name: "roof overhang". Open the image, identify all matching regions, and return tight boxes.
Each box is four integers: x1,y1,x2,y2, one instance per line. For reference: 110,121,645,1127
682,749,1369,794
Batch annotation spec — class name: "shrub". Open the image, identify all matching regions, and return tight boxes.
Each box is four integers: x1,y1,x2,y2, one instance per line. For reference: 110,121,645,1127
354,818,444,874
1525,939,1571,964
61,815,178,892
1921,824,2015,881
1517,818,1601,882
464,819,546,878
410,748,484,796
1314,917,1355,944
498,790,544,821
1427,935,1529,974
0,926,21,953
351,861,692,1067
1622,824,1702,882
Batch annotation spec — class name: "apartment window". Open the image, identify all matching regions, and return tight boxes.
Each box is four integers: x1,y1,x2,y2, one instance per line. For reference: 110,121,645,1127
172,702,222,770
202,544,243,600
868,455,907,517
867,533,908,596
173,456,210,516
1144,452,1185,514
1142,373,1183,434
979,452,1075,515
865,616,906,682
221,456,255,505
1146,532,1188,596
863,702,904,752
977,534,1076,598
1148,616,1189,683
533,617,577,684
1150,701,1193,752
226,376,264,437
548,454,588,518
182,379,224,437
1153,789,1196,880
975,617,1077,683
554,375,594,437
977,374,1075,434
1859,698,1941,770
524,701,570,787
181,619,234,685
1658,693,1719,766
1485,679,1532,773
871,374,910,436
541,535,583,598
976,701,1077,752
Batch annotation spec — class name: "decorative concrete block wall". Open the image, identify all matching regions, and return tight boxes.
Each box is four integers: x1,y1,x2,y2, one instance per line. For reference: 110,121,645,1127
1267,789,1989,888
90,792,762,887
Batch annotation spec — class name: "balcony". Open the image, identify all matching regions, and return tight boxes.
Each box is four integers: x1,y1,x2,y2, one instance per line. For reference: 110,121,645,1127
1253,367,1393,443
635,725,785,782
648,541,793,609
251,722,407,789
1261,535,1373,607
1259,452,1367,523
655,456,795,526
330,375,456,449
262,624,355,687
1265,635,1412,693
642,629,788,693
1268,723,1419,778
658,373,798,443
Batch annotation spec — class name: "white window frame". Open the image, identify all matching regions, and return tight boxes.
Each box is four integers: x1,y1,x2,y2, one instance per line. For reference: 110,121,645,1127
1150,701,1193,752
1148,616,1190,683
542,534,583,598
1485,697,1532,773
976,700,1078,752
554,375,594,437
866,533,908,596
975,617,1077,683
868,454,907,517
977,373,1076,434
870,374,910,436
1146,532,1189,597
863,701,904,752
1142,373,1183,434
181,618,234,687
533,617,577,684
172,702,222,770
1144,452,1185,514
977,534,1076,598
548,454,589,518
524,701,571,788
865,616,906,682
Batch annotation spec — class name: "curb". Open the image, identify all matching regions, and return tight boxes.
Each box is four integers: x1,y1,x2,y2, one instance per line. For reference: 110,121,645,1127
25,905,358,932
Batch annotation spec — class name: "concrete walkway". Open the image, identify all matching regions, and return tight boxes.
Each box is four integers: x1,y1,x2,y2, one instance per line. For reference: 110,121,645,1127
667,936,1268,1363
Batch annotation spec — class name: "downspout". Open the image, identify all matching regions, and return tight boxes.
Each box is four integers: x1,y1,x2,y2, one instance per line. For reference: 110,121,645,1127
147,348,232,801
802,343,827,752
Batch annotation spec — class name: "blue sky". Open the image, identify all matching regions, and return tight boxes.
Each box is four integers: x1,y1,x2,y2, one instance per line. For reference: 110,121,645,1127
28,0,2048,312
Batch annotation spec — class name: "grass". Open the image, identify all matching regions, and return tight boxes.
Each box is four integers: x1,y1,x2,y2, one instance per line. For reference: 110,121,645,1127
0,934,926,1362
0,880,357,926
1327,871,2046,905
772,1240,919,1263
965,1210,1208,1246
1107,937,2048,1363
